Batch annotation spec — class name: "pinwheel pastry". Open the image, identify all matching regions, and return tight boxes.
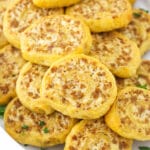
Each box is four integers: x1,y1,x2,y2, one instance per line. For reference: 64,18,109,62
105,87,150,140
65,118,132,150
0,0,8,48
118,9,150,55
66,0,132,32
41,54,117,119
3,0,64,49
16,62,54,114
90,31,141,78
21,15,92,66
33,0,81,8
4,97,77,147
116,60,150,91
0,45,25,105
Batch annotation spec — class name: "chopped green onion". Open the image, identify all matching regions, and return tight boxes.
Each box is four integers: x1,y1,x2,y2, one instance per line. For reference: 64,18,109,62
0,106,6,116
39,121,46,127
43,127,49,133
22,124,29,130
133,12,141,18
139,146,150,150
137,84,147,89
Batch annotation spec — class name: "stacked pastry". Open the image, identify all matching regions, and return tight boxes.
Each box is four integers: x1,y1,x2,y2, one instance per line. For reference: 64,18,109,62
0,0,150,149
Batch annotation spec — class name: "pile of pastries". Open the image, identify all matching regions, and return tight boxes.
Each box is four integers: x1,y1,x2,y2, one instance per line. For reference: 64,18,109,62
0,0,150,149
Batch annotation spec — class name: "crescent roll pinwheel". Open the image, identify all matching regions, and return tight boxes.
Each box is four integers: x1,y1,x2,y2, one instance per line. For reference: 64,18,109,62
65,118,132,150
4,97,77,148
66,0,132,32
90,31,141,78
33,0,81,8
116,60,150,91
105,87,150,140
0,45,26,105
41,54,117,119
119,9,150,55
16,62,54,114
3,0,64,49
21,15,92,66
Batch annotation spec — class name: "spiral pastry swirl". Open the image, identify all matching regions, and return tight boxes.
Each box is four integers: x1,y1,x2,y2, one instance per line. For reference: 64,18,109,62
66,0,132,32
21,15,92,66
105,87,150,140
0,45,25,105
4,97,77,147
3,0,64,48
65,118,132,150
16,62,54,114
90,32,141,78
116,60,150,91
41,54,117,119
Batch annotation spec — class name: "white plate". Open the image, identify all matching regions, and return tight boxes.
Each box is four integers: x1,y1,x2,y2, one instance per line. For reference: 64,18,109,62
0,0,150,149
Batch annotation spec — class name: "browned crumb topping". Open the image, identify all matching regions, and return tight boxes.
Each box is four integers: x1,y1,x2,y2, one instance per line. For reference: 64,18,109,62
20,64,48,99
118,21,146,48
66,119,131,150
116,60,150,90
0,46,25,96
6,98,74,135
119,9,150,48
7,0,63,33
23,15,84,55
68,0,129,19
91,32,132,69
117,88,150,135
0,3,7,34
132,9,150,33
45,56,114,110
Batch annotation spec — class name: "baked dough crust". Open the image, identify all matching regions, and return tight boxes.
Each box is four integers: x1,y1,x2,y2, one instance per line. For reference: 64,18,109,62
41,54,117,119
90,32,141,78
66,0,132,32
118,9,150,56
4,97,77,147
16,62,54,114
3,0,64,48
129,0,135,4
21,15,92,66
116,60,150,91
65,118,132,150
0,45,25,105
33,0,81,8
0,1,8,48
105,87,150,140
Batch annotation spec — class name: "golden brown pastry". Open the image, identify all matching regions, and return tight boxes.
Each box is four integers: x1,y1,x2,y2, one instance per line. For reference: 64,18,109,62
16,62,54,114
3,0,64,48
0,45,26,105
0,1,8,48
105,87,150,140
21,15,92,66
65,118,132,150
33,0,81,8
66,0,132,32
90,31,141,78
116,60,150,91
4,97,77,147
41,54,117,119
119,9,150,55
